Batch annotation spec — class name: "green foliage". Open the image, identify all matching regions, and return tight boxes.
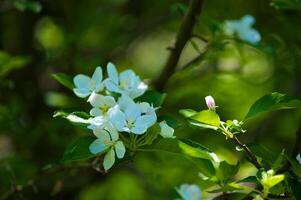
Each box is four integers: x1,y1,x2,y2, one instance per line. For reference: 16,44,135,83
62,136,97,163
178,139,219,162
0,51,30,77
244,92,301,120
53,111,91,126
13,0,42,13
216,161,239,181
270,0,301,10
136,90,166,107
52,73,75,90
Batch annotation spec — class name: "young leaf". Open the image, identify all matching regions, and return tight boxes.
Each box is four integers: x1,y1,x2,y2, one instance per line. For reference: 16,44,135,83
178,139,219,162
62,136,97,163
135,90,166,107
52,73,74,90
53,110,91,126
244,92,301,120
179,109,198,118
191,110,220,127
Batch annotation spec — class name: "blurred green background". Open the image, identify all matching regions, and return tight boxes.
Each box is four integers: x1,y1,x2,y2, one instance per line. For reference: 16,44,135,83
0,0,301,199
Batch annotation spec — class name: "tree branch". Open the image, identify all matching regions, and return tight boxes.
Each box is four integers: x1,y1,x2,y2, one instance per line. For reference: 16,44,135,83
232,135,262,169
153,0,204,91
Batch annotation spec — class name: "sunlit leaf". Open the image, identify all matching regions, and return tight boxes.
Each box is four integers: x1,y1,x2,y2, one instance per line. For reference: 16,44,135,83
179,109,198,118
244,92,301,120
191,110,220,127
178,139,220,162
53,110,91,126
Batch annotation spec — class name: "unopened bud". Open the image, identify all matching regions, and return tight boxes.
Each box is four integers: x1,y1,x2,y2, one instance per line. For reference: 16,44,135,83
205,96,216,110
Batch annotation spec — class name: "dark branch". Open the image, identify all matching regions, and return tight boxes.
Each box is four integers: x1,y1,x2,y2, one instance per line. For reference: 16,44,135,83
153,0,204,91
232,135,262,169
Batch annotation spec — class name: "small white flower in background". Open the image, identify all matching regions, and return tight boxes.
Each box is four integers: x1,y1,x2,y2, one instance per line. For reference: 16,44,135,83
88,92,117,117
89,122,126,171
205,95,217,111
176,184,202,200
159,121,175,138
73,67,104,98
223,15,261,44
104,62,148,99
108,96,157,135
296,153,301,164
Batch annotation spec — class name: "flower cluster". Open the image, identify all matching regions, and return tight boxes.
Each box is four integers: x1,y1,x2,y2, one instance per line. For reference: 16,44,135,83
223,15,261,44
72,63,175,170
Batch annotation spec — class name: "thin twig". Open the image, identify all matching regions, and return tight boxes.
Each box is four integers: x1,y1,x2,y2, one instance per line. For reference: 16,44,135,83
153,0,204,91
232,135,262,169
177,42,211,71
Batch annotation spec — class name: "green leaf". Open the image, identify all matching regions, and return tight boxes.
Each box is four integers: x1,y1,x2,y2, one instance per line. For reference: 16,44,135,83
248,143,278,165
14,0,42,13
216,161,240,181
53,110,91,126
135,90,166,107
179,109,198,118
157,115,179,128
271,149,285,172
188,121,219,130
195,158,217,178
244,92,301,120
0,51,30,77
178,139,219,162
52,73,74,90
288,177,301,200
271,0,301,10
62,136,97,163
262,174,285,189
208,182,249,193
191,110,220,127
286,156,301,179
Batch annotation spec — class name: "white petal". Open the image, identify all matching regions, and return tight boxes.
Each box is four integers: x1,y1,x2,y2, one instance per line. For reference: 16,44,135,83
104,79,122,93
114,141,126,159
103,148,115,171
88,93,105,107
125,103,141,123
92,66,103,92
135,115,156,129
139,102,151,113
73,74,94,91
73,88,91,98
107,62,119,84
118,94,135,111
89,138,110,154
108,106,127,132
159,121,175,138
90,107,103,117
103,96,117,107
131,123,147,135
93,129,111,140
91,116,106,125
105,122,119,141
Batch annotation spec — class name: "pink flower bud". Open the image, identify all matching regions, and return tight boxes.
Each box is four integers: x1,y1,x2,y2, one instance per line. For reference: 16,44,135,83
205,96,216,110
